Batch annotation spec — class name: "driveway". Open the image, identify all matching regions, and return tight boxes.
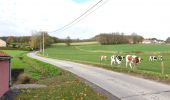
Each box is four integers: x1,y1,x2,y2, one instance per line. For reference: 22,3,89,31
28,52,170,100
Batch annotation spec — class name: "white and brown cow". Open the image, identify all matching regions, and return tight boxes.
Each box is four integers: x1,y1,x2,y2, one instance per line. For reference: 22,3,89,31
111,55,125,65
126,55,142,69
149,56,163,61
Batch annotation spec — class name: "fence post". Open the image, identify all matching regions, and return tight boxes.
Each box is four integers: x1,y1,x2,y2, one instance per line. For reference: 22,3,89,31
161,61,164,75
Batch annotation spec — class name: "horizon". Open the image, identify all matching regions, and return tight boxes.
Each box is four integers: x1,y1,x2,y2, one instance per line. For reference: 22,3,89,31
0,33,167,41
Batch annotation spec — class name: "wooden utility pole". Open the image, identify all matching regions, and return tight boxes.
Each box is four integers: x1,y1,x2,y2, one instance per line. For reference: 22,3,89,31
40,38,42,52
42,32,45,56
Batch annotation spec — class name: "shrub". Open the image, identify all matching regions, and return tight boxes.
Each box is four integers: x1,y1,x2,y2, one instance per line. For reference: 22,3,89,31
17,73,32,84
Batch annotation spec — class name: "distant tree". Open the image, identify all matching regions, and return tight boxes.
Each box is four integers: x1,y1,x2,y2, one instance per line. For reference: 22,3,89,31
0,37,8,41
96,33,129,45
131,33,138,44
65,36,71,46
131,33,143,44
166,37,170,43
6,36,15,44
52,37,59,43
30,31,54,49
42,32,54,46
30,32,41,49
120,33,129,44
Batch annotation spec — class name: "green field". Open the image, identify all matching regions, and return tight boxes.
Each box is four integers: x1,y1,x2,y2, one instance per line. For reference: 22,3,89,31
3,50,106,100
44,43,170,81
4,50,61,80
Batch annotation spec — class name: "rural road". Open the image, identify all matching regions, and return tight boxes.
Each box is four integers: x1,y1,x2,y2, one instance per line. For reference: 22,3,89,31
28,52,170,100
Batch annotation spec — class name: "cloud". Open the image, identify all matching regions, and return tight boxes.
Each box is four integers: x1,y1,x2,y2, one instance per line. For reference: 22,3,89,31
0,0,170,40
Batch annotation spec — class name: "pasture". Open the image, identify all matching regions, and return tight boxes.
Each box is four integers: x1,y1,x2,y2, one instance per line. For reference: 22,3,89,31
44,43,170,80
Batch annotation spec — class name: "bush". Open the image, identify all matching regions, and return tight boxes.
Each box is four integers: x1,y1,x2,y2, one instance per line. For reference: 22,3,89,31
17,73,32,84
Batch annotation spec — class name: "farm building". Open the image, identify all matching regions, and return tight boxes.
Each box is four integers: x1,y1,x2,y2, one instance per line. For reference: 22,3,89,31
142,38,165,44
0,39,6,47
0,51,11,97
142,39,153,44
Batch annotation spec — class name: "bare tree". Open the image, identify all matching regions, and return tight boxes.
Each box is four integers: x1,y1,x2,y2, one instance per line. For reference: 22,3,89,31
65,36,71,46
166,37,170,43
30,31,54,50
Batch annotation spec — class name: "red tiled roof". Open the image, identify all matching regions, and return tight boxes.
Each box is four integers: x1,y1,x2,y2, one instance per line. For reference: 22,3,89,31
0,51,10,57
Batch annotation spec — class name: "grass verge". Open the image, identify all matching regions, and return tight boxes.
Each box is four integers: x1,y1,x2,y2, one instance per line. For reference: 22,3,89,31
3,50,106,100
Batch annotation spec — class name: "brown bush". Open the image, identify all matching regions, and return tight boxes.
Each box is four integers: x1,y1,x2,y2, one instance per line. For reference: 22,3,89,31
17,73,32,84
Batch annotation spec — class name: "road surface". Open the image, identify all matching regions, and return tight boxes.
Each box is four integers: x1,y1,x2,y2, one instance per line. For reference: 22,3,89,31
28,52,170,100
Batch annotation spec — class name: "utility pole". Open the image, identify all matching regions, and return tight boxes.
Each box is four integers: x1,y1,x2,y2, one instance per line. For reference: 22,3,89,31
40,37,42,52
42,32,45,56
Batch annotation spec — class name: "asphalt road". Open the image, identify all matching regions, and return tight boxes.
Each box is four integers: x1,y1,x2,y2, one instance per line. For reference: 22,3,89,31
28,52,170,100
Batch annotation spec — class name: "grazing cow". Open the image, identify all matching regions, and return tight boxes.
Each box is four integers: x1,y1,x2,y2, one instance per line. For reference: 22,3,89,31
126,55,142,69
149,56,163,61
100,55,107,61
111,55,125,65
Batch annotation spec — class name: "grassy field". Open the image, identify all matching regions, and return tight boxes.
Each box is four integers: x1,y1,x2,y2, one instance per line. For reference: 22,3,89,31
77,43,170,52
44,43,170,82
3,50,106,100
4,50,61,80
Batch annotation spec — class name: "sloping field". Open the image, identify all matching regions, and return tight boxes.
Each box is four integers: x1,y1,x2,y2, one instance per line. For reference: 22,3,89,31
77,43,170,53
44,43,170,76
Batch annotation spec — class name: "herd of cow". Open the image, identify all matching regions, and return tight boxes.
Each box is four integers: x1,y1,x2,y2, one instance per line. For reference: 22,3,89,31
100,55,163,69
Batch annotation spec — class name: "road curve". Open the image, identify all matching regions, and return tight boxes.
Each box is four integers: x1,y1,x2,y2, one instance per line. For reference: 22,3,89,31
28,52,170,100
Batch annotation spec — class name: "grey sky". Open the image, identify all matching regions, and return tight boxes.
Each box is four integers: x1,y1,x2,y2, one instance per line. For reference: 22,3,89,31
0,0,170,40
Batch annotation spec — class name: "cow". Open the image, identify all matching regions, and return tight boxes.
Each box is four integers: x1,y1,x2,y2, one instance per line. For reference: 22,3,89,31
100,55,107,61
111,55,125,65
126,55,143,69
149,56,163,61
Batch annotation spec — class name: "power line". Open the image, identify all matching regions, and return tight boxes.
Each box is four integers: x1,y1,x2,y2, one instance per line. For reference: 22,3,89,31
63,0,109,31
49,0,108,33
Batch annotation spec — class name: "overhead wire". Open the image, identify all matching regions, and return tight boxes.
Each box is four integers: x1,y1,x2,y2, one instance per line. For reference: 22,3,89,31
49,0,109,33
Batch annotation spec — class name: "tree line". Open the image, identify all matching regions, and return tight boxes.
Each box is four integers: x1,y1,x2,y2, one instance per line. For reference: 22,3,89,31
93,32,144,45
1,32,170,50
166,37,170,43
0,31,58,50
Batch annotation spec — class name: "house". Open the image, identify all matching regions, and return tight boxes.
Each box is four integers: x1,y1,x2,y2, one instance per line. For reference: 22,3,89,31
142,39,153,44
157,40,165,44
0,39,6,47
142,38,165,44
0,51,12,97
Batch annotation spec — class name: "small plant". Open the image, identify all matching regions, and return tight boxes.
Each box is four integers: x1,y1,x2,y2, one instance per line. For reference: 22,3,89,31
17,73,32,84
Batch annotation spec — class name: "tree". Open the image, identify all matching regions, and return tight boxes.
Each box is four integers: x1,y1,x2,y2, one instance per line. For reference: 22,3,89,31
65,36,71,46
131,33,138,44
30,31,54,50
30,32,41,49
96,33,129,45
166,37,170,43
6,36,15,44
131,33,143,44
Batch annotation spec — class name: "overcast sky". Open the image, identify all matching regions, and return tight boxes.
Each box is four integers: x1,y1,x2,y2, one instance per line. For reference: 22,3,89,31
0,0,170,40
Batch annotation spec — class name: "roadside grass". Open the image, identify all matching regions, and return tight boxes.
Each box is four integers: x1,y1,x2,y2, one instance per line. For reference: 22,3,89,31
4,50,61,80
3,50,106,100
43,43,170,83
15,71,106,100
